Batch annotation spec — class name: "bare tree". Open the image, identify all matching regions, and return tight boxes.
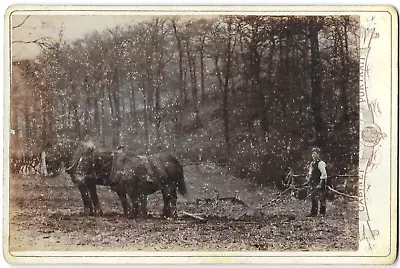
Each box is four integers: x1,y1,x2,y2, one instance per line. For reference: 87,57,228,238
208,18,238,156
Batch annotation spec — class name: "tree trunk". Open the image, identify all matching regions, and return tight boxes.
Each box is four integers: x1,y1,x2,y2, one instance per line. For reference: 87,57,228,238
146,75,154,126
199,36,206,105
71,84,81,140
172,20,187,109
185,39,200,126
183,69,188,106
223,70,231,157
302,30,310,102
113,91,121,147
129,76,136,122
263,37,276,134
39,89,50,147
107,79,120,148
223,20,234,156
110,69,122,148
61,95,68,130
155,70,162,147
248,31,267,135
140,76,150,148
74,103,80,140
238,34,253,126
93,96,101,140
338,22,350,122
309,18,324,147
100,85,106,147
83,96,90,139
23,99,31,151
191,59,200,126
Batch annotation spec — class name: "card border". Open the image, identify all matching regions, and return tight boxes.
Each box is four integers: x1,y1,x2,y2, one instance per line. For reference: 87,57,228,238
3,5,398,264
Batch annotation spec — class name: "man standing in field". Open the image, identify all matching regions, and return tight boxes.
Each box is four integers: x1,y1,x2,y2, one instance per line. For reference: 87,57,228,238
306,147,328,216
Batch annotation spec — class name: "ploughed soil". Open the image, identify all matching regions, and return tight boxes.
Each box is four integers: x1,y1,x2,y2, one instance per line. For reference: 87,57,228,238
7,164,358,253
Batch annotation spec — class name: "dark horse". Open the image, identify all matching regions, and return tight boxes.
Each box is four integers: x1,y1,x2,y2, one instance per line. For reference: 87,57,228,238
45,140,187,218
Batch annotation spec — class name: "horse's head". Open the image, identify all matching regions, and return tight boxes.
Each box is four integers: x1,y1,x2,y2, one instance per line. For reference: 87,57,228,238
44,150,63,177
74,145,109,184
44,142,71,177
44,139,81,177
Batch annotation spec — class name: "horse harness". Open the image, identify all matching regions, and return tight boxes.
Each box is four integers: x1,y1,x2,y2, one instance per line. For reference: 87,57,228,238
75,149,166,186
138,155,168,180
74,152,114,184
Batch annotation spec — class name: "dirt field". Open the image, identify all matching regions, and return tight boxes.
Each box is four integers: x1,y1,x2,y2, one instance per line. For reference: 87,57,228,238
7,164,358,252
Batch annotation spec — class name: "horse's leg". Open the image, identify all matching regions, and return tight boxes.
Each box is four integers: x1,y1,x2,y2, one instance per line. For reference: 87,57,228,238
161,189,169,218
77,183,93,216
138,194,148,218
115,188,130,218
161,186,176,218
87,182,103,216
127,190,139,219
116,190,130,218
111,182,131,218
170,187,178,218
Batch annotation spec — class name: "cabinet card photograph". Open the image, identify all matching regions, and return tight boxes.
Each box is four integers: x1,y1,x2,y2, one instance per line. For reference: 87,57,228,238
3,5,398,265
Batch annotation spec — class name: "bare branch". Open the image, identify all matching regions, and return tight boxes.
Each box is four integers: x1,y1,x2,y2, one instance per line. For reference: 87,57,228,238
12,37,55,49
12,15,31,29
12,38,42,44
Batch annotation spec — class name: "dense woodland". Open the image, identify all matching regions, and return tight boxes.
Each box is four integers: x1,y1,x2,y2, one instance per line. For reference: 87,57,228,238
10,15,359,186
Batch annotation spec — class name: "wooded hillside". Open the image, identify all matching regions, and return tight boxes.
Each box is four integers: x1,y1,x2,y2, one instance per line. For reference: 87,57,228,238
10,15,359,186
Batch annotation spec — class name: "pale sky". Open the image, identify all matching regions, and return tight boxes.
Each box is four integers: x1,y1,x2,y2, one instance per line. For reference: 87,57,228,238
10,13,218,61
11,14,150,61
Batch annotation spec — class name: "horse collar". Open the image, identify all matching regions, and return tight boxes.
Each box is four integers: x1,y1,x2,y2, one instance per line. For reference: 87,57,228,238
66,157,82,171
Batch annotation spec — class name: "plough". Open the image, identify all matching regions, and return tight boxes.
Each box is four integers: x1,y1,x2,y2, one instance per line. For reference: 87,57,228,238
284,170,358,196
180,171,359,222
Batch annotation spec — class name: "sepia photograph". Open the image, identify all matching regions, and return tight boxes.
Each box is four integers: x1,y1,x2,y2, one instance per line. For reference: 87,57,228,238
3,5,397,264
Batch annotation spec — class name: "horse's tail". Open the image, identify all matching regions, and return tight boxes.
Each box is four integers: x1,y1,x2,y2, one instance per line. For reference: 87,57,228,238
176,162,187,196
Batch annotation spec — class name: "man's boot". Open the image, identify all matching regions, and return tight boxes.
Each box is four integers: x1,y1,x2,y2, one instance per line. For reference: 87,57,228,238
308,199,318,217
320,200,327,216
319,191,327,216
